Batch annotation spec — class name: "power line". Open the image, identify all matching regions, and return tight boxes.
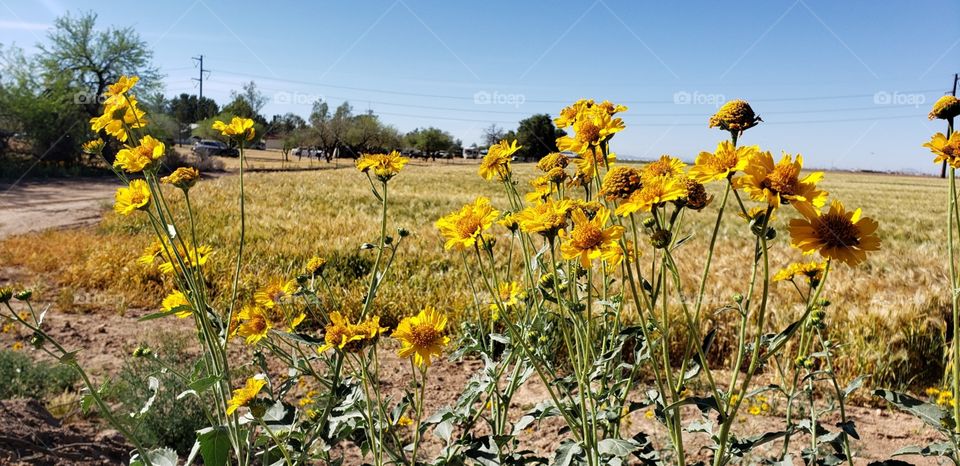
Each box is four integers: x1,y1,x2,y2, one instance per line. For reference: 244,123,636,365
206,68,942,105
204,78,930,118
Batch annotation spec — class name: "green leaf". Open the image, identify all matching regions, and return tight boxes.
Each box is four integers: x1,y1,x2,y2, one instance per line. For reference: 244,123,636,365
730,430,787,455
552,440,584,466
197,427,231,466
137,308,184,321
874,389,949,432
893,442,954,457
189,375,221,393
843,374,868,398
597,439,638,458
130,447,178,466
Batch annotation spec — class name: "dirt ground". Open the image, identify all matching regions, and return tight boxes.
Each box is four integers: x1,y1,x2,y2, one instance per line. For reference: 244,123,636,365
0,292,946,465
0,177,120,239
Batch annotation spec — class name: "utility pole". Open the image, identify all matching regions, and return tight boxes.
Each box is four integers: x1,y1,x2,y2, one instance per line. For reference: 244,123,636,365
941,72,958,179
192,55,209,100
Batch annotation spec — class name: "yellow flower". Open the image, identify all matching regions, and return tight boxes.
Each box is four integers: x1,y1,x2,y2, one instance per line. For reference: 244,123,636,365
237,304,272,345
479,139,521,181
356,150,410,181
926,387,942,397
929,95,960,120
303,256,326,277
82,138,105,154
161,167,200,190
554,99,594,128
435,197,499,250
157,243,212,275
736,151,827,216
254,278,297,310
923,132,960,168
161,290,192,319
556,106,624,155
113,135,165,173
318,312,386,353
560,207,624,268
104,75,139,101
574,149,616,181
709,99,761,132
525,176,555,203
554,99,627,128
114,179,151,215
514,199,573,237
689,140,757,183
772,261,827,286
226,377,266,415
489,281,525,320
788,200,880,266
537,152,569,172
396,415,414,427
600,166,643,201
615,176,686,216
393,306,450,368
640,155,686,183
213,117,255,141
90,97,147,142
138,240,164,266
498,213,519,232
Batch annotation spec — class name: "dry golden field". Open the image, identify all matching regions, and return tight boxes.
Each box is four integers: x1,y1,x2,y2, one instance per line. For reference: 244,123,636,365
0,155,949,389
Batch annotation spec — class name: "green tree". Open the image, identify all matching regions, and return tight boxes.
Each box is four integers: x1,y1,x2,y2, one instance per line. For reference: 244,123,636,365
406,127,454,159
169,93,218,124
515,114,564,160
0,11,160,168
37,11,161,120
227,81,267,125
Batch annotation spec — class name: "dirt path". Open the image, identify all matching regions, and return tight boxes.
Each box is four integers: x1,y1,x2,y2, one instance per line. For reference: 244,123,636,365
0,178,120,239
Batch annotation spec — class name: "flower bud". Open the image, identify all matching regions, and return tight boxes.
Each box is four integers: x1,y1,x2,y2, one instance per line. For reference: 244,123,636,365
14,290,32,301
642,217,657,229
649,229,672,249
0,288,12,303
397,227,410,238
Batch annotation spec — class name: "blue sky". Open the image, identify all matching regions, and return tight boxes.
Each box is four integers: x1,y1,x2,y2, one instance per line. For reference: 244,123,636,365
2,0,959,173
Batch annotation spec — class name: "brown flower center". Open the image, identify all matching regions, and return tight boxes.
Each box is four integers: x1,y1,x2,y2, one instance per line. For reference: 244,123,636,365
815,213,860,249
577,121,601,142
761,164,799,198
572,224,603,249
410,323,440,347
456,215,482,239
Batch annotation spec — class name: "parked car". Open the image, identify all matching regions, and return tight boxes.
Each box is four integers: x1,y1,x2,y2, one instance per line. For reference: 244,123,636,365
192,139,227,157
252,140,266,150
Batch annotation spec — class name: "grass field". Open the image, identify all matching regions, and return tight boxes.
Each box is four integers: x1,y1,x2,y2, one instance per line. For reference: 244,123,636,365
0,154,950,389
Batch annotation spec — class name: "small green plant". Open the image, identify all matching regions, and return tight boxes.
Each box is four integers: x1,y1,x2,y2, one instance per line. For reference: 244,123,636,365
0,349,78,400
107,332,208,454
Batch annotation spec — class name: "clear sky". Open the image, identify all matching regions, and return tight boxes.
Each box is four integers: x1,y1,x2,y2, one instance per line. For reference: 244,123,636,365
2,0,959,173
